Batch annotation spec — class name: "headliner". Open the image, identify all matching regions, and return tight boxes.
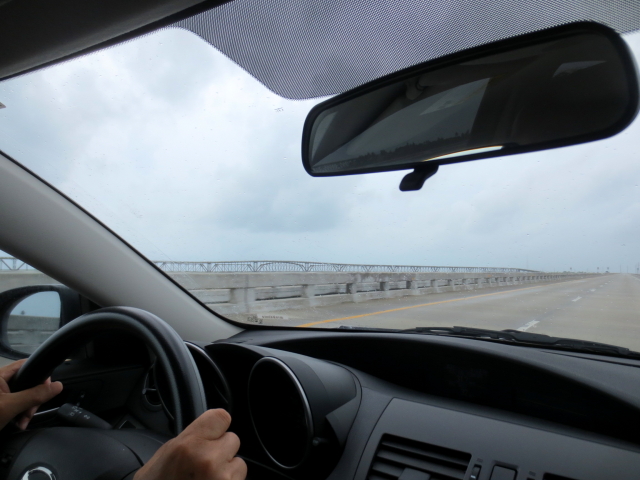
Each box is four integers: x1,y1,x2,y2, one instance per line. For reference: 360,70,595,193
1,0,640,99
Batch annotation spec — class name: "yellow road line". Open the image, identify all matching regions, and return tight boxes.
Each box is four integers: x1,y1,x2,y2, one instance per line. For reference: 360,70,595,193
297,284,547,328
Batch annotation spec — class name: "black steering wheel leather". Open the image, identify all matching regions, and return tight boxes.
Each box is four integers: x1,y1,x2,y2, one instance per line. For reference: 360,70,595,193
0,307,208,480
11,306,207,432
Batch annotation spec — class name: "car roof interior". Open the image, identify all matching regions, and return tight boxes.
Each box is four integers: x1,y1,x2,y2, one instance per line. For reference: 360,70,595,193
0,0,226,81
2,0,640,98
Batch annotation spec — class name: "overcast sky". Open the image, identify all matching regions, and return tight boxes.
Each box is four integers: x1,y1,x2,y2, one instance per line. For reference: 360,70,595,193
0,28,639,273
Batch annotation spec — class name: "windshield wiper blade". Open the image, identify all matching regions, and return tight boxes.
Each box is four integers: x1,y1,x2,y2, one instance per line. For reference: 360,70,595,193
402,326,639,357
337,325,403,332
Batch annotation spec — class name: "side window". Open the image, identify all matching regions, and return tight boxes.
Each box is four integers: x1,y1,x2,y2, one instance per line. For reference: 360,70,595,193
0,256,82,356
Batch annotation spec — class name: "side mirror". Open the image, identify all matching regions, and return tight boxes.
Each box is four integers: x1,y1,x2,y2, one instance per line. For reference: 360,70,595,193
0,285,83,357
302,22,639,190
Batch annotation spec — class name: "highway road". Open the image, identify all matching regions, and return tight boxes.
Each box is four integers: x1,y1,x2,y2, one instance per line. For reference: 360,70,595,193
273,274,640,351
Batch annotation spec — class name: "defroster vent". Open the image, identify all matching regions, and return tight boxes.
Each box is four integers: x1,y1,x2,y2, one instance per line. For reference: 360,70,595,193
367,435,472,480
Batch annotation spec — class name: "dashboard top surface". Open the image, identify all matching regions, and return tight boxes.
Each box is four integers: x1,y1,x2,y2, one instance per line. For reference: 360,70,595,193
194,328,640,480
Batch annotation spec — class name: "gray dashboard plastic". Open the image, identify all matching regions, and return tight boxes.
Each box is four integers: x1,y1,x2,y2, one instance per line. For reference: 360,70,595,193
354,398,640,479
218,330,640,480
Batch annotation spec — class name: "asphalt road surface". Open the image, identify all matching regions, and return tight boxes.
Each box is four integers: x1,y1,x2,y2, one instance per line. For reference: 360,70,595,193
274,274,640,351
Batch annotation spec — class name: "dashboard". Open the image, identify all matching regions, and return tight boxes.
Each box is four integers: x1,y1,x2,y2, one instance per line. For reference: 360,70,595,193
33,329,640,480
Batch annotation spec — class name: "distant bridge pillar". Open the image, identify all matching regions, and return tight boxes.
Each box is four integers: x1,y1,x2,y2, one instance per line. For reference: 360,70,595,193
230,287,256,308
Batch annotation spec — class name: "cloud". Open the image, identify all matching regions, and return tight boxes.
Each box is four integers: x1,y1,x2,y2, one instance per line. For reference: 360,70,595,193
0,28,639,274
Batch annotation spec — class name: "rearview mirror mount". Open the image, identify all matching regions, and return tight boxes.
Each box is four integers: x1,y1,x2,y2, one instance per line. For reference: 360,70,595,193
302,22,639,191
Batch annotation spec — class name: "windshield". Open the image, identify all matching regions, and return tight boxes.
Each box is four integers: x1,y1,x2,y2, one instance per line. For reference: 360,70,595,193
1,27,640,350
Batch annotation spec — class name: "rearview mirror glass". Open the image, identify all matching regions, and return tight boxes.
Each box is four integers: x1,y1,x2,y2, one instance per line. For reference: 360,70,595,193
303,23,639,179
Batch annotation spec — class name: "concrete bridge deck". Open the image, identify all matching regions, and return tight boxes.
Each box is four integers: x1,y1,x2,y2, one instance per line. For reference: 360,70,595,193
3,267,635,351
266,274,640,352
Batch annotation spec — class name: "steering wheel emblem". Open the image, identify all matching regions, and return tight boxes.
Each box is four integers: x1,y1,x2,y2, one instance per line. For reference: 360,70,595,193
21,466,56,480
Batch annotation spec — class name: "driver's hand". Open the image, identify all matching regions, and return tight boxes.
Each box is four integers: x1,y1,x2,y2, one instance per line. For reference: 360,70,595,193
0,359,64,431
134,409,247,480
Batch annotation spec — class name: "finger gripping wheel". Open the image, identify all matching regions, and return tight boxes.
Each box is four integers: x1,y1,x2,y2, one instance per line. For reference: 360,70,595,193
10,306,206,433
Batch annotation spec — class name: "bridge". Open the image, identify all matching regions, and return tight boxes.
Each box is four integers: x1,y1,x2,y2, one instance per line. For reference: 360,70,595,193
150,260,540,274
2,257,636,350
1,256,587,318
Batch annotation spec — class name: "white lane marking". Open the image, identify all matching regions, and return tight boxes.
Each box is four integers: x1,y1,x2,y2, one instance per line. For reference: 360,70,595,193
590,289,596,292
518,320,539,332
572,296,582,302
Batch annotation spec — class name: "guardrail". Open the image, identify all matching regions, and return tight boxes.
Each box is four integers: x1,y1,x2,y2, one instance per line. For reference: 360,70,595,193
0,259,598,322
152,260,539,274
0,258,35,271
0,257,541,273
174,271,591,320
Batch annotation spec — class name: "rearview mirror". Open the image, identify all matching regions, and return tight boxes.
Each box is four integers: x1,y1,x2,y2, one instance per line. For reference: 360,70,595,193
302,22,639,190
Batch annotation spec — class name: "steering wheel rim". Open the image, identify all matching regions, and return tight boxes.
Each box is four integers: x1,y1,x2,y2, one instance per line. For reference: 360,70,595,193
10,306,207,433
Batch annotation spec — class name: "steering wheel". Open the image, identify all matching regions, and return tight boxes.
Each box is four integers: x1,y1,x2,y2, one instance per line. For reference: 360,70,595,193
0,306,207,480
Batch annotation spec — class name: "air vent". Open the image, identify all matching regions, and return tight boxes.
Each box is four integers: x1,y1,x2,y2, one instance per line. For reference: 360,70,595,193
367,435,471,480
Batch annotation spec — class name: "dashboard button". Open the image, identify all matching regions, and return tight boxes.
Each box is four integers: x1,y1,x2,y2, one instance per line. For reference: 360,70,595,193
470,465,482,480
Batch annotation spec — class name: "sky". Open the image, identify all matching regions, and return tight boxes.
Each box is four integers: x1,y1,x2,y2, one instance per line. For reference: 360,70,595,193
0,28,639,273
9,291,60,317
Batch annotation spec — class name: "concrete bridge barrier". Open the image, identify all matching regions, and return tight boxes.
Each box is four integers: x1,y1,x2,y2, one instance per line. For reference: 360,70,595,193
6,314,58,353
0,259,597,324
0,271,60,293
170,271,593,320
